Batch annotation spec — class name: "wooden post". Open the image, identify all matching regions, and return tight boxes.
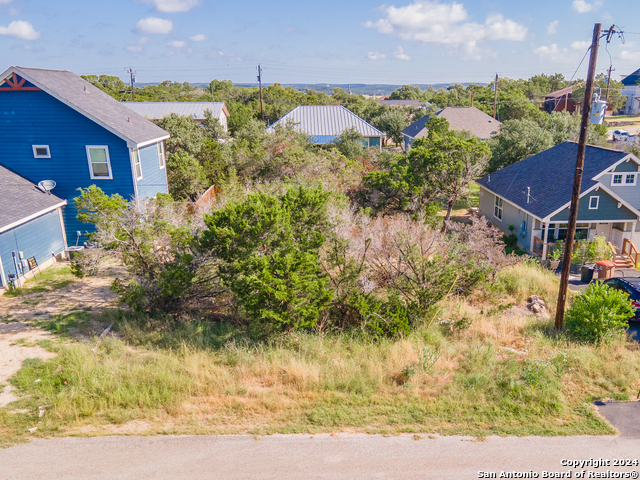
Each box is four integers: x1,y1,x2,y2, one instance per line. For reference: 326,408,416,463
555,23,602,331
493,74,498,119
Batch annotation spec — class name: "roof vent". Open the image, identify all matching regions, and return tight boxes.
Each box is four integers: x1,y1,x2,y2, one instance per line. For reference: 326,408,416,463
37,180,56,195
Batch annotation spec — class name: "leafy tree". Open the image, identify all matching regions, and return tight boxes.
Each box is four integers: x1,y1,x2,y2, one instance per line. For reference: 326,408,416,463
166,153,209,201
566,282,634,343
335,127,366,160
488,119,553,172
200,185,333,334
74,187,223,313
372,109,410,146
389,85,424,100
81,75,127,98
154,114,205,156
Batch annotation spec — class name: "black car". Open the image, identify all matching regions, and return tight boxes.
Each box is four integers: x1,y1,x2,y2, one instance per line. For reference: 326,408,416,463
598,277,640,322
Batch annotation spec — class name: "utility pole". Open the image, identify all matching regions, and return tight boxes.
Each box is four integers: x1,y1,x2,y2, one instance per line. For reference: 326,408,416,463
470,86,474,108
257,64,264,122
127,68,136,101
493,74,498,119
605,65,614,104
555,23,602,331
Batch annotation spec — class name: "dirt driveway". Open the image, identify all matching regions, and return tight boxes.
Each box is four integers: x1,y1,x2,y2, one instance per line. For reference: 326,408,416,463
0,261,124,408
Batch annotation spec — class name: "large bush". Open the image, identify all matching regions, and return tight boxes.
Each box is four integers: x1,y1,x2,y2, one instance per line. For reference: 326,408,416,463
566,282,635,343
200,185,334,334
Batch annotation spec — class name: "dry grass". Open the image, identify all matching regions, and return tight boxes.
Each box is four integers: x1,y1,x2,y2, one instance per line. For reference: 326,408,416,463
1,262,639,445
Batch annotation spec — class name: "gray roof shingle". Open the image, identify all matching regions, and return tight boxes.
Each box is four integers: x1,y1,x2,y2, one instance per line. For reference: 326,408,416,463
267,105,384,137
402,107,501,140
0,165,66,232
1,66,169,148
476,142,631,220
123,102,229,121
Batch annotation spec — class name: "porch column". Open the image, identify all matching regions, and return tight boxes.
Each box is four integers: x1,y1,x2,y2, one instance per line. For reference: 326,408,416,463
542,222,550,260
529,217,535,253
632,220,637,244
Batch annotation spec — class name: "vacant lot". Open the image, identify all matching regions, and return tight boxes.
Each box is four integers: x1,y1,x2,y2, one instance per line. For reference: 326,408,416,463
1,261,639,446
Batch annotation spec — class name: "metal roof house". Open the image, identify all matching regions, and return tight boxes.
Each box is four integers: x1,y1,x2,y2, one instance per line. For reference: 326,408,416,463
123,101,230,132
0,66,170,244
621,68,640,115
0,165,67,292
267,105,385,148
476,142,640,259
402,107,500,151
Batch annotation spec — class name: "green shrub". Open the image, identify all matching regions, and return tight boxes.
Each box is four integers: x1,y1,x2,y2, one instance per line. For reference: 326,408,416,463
565,282,635,343
201,185,334,334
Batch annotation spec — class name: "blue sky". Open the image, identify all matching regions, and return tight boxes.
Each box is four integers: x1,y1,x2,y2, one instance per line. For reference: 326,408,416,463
1,0,639,86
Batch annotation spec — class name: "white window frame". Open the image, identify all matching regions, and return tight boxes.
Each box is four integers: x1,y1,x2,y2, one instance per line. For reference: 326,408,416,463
157,142,165,169
132,149,143,181
588,196,599,210
494,196,503,221
625,173,637,186
32,145,51,159
85,145,113,180
612,174,623,185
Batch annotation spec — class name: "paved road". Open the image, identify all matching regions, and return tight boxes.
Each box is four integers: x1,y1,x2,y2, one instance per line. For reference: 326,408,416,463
1,429,639,479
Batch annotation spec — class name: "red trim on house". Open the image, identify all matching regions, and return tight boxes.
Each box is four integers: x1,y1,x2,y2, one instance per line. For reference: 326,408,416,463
0,72,41,91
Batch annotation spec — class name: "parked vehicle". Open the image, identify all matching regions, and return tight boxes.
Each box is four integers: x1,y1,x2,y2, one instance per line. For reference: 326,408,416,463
597,277,640,322
612,129,630,141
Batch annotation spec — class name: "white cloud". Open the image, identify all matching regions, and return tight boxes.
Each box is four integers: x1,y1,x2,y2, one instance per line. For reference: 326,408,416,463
0,0,13,4
365,1,527,59
532,43,568,63
168,40,185,48
394,46,411,60
547,20,558,35
134,17,173,35
189,33,208,42
570,40,589,50
0,20,40,40
571,0,602,13
127,37,150,52
368,51,386,60
145,0,199,13
620,50,640,62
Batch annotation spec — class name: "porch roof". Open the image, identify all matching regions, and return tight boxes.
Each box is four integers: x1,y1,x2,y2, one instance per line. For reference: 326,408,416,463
477,142,632,220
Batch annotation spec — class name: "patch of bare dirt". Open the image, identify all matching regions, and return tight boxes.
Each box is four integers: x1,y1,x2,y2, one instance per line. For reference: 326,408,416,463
0,263,124,322
0,322,56,407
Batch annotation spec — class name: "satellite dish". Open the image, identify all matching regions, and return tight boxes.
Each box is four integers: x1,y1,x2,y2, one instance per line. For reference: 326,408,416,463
37,180,56,194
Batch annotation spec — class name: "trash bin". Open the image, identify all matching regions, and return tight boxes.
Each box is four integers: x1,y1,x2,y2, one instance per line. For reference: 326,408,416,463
581,265,595,283
596,261,616,279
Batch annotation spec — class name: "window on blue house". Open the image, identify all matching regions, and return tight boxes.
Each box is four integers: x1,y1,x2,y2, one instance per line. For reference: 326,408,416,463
86,146,112,179
612,174,623,185
32,145,50,158
157,142,165,169
132,150,143,180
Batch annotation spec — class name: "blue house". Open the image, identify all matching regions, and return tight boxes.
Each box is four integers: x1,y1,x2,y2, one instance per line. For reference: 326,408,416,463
0,165,67,291
476,142,640,260
266,105,384,148
0,66,170,244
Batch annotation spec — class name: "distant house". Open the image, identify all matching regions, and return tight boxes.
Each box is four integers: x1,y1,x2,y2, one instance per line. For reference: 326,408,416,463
543,84,581,114
379,99,431,108
401,106,501,150
123,101,230,132
0,165,67,292
476,142,640,259
267,105,384,148
621,68,640,115
0,66,170,244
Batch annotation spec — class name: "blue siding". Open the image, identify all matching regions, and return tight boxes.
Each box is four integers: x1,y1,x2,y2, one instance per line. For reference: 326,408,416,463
550,190,637,222
0,209,66,287
0,90,157,243
136,142,168,200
